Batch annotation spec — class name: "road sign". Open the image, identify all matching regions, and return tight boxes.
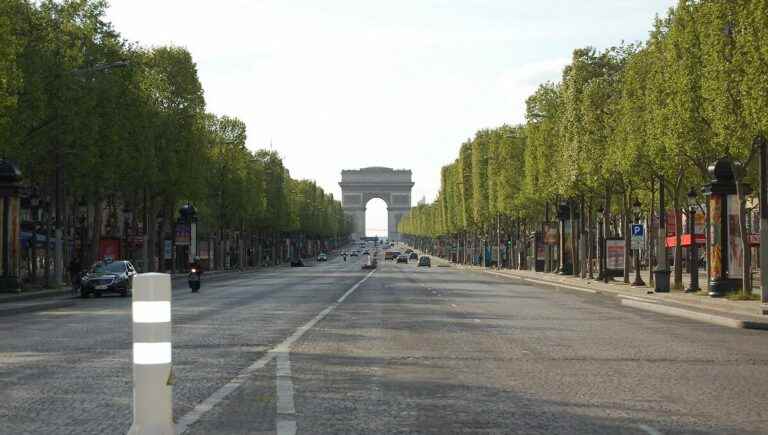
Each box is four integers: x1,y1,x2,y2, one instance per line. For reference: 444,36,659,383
631,224,645,250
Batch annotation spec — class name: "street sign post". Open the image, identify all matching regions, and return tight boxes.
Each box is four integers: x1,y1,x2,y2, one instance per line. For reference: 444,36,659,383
631,224,645,250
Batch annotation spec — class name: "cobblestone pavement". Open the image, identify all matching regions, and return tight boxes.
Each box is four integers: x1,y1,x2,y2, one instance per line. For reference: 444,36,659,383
187,258,768,435
0,259,367,435
3,254,768,434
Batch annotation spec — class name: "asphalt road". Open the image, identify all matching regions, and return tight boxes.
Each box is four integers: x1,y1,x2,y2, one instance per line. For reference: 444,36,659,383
1,251,767,434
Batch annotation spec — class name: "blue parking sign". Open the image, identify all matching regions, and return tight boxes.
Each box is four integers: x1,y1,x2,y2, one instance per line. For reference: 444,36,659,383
631,224,644,237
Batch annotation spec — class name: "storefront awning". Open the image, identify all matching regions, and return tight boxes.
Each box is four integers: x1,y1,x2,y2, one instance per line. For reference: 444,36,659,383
665,234,705,248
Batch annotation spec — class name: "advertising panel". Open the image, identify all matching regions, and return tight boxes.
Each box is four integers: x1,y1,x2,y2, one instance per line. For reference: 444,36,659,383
175,224,191,246
694,211,705,235
562,221,573,267
666,209,677,236
198,241,210,259
606,239,625,270
727,195,743,278
543,223,559,245
709,195,722,278
98,238,121,260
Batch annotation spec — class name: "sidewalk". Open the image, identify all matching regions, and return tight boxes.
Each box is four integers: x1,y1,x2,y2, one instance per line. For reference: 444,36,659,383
427,255,768,331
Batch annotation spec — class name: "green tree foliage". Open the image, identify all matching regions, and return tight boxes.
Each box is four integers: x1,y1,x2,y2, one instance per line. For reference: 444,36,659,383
400,0,766,290
0,0,348,269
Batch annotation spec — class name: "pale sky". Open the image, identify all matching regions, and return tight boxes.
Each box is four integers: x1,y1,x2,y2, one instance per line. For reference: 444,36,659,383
106,0,676,237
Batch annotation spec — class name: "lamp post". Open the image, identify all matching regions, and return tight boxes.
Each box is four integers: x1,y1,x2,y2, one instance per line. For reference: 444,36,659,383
686,187,701,293
631,198,646,286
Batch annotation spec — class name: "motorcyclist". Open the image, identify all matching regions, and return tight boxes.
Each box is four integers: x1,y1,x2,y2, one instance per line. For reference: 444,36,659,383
189,257,204,276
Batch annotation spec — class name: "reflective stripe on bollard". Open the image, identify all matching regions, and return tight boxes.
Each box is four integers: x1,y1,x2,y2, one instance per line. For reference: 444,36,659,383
127,273,174,435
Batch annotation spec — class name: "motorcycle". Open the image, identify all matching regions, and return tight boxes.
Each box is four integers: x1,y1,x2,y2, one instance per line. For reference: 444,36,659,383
188,268,201,292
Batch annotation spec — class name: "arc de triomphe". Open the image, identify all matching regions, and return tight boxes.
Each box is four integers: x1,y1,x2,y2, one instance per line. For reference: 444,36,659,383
339,167,414,241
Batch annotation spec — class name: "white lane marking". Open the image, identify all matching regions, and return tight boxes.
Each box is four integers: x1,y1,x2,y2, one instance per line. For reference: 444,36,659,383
277,420,297,435
276,351,296,435
175,270,376,434
619,295,658,304
639,424,663,435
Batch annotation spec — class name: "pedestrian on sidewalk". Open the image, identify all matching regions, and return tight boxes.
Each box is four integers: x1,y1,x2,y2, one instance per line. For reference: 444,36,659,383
68,257,82,294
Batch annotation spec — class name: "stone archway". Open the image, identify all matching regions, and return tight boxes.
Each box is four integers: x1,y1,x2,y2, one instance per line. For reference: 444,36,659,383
339,167,414,241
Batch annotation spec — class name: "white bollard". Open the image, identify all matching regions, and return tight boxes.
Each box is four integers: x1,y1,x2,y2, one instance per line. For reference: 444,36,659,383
127,273,174,435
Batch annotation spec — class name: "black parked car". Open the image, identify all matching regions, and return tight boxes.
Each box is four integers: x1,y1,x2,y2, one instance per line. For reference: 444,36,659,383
80,260,137,298
409,252,419,260
396,255,409,264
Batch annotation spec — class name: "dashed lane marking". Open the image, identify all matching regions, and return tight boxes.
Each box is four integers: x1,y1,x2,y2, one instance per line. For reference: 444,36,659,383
175,270,376,434
639,424,663,435
276,351,296,435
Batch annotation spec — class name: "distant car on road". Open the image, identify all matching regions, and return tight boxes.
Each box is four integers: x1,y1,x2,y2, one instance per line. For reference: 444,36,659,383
418,256,431,267
396,255,409,264
317,253,328,262
363,250,370,255
362,258,378,270
290,258,305,267
405,249,414,254
409,252,418,260
80,259,137,298
350,250,359,257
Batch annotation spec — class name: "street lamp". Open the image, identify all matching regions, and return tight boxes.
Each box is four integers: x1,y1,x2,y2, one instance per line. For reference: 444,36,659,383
631,198,646,286
686,187,701,293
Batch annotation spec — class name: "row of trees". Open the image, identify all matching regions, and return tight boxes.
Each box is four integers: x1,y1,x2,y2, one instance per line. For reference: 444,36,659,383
400,0,768,294
0,0,349,278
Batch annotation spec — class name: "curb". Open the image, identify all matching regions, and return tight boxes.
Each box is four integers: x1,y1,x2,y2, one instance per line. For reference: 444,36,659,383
485,271,599,294
0,299,76,316
481,269,768,331
0,288,71,304
619,299,768,330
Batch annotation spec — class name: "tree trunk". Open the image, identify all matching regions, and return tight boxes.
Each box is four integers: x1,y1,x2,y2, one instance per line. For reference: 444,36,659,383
602,187,610,283
649,180,655,286
622,191,630,284
587,201,594,279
